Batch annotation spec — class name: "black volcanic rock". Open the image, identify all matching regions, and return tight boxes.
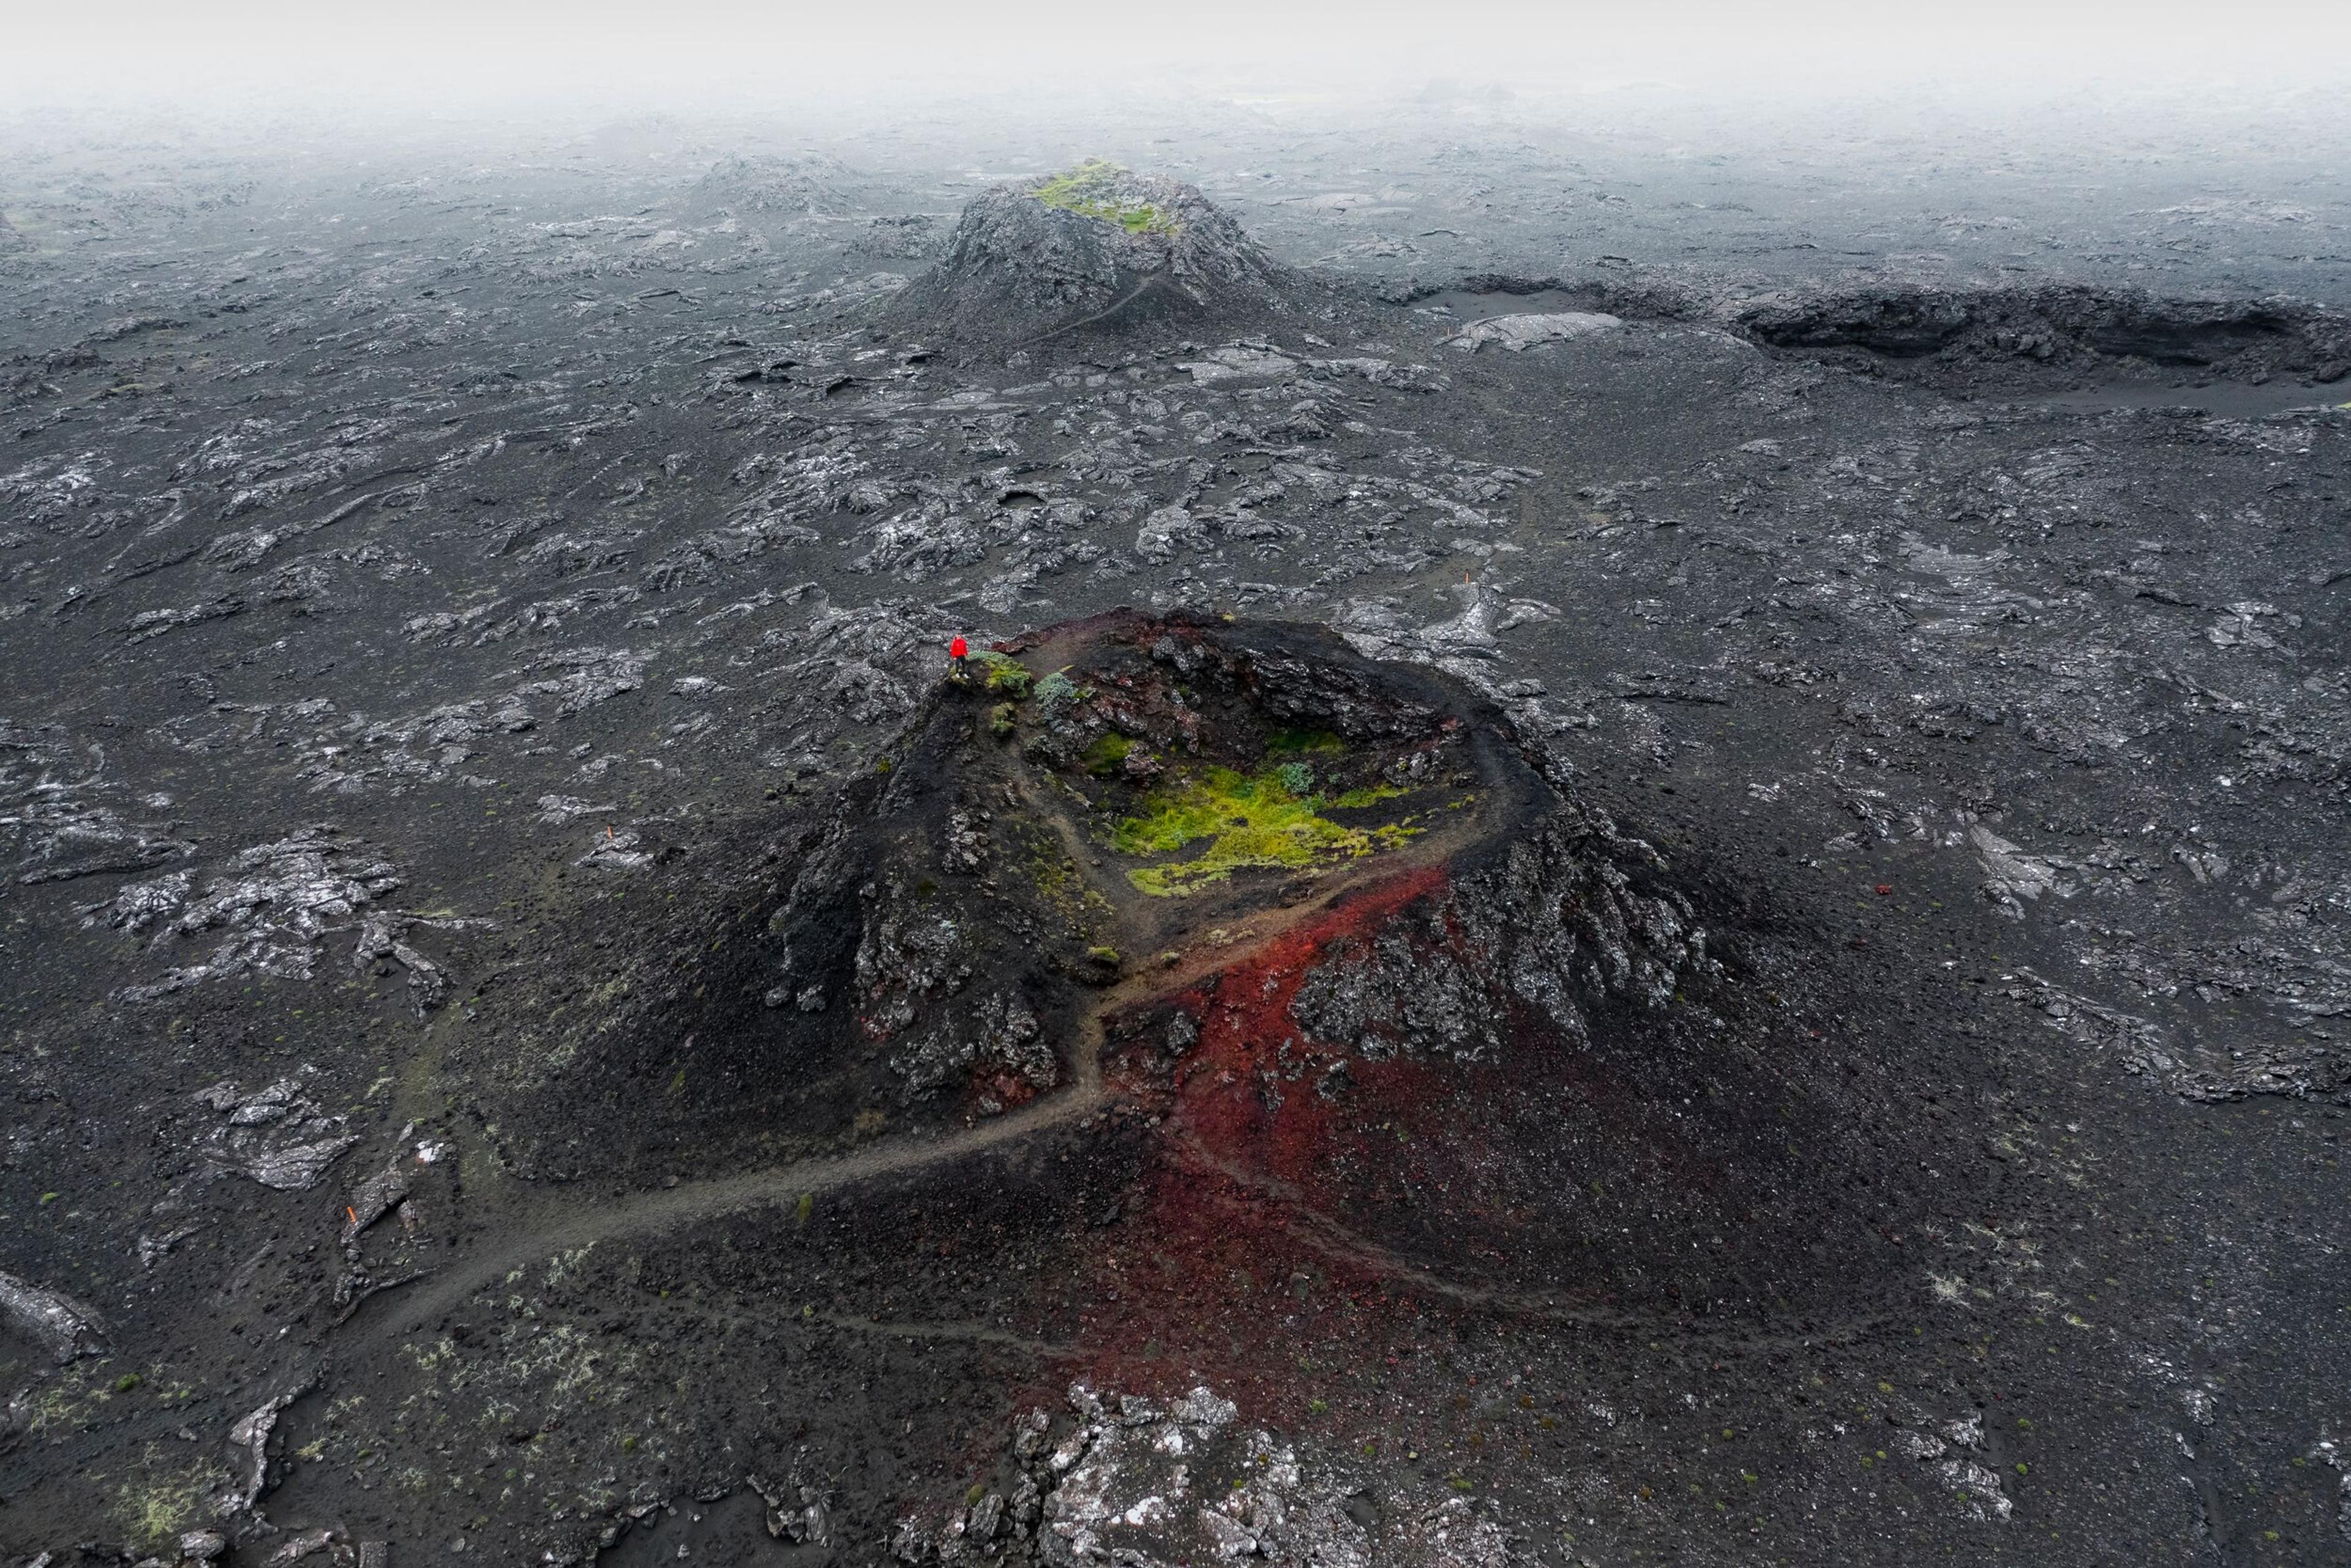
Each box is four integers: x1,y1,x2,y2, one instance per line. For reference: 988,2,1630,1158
1735,280,2351,384
474,610,1497,1178
898,160,1291,348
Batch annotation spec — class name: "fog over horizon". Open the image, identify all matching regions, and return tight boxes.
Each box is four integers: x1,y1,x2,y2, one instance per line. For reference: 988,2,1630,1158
9,0,2351,124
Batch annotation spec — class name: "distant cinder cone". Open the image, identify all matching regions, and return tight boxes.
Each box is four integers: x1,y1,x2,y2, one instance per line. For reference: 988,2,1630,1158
900,160,1289,347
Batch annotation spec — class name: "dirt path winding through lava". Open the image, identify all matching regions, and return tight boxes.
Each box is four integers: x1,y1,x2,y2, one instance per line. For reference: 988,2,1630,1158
342,618,1536,1352
359,1049,1109,1340
345,820,1481,1347
1158,1129,1899,1349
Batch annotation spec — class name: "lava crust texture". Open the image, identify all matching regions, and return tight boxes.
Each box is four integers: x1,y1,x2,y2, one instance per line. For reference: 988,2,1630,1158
7,117,2350,1567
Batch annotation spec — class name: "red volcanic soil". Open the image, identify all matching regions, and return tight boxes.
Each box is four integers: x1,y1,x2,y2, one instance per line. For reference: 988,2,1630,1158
1079,866,1469,1410
1151,867,1457,1180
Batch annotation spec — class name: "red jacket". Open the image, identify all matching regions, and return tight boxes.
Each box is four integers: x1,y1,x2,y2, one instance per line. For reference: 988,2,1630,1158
950,637,968,658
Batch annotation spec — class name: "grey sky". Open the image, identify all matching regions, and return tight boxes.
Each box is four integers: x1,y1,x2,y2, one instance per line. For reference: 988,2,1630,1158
8,0,2350,111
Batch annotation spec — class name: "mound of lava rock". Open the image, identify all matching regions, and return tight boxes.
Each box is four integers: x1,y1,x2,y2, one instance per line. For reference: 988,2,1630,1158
738,609,1504,1137
372,607,2002,1567
504,609,1509,1178
898,160,1291,348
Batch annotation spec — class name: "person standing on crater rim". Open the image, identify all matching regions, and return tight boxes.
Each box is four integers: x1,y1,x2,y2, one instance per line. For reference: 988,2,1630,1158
948,634,969,681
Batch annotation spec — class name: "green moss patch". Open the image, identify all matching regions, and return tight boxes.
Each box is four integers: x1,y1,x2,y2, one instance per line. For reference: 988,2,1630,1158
1109,765,1417,896
1081,732,1134,775
1033,160,1178,235
1018,821,1116,933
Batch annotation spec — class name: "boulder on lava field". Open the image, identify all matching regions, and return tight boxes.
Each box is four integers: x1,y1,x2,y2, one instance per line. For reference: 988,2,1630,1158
895,160,1292,348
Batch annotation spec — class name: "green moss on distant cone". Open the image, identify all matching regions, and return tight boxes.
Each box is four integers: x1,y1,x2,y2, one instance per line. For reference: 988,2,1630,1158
1033,159,1179,235
1110,765,1417,896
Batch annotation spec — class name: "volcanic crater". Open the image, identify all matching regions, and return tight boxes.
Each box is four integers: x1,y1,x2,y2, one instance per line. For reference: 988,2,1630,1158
467,610,1989,1396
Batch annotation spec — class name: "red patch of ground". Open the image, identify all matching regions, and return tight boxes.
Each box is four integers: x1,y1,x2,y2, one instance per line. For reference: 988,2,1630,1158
1038,867,1534,1418
1037,855,1757,1431
1150,866,1452,1176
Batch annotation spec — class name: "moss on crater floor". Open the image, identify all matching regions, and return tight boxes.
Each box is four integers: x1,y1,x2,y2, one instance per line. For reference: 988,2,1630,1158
1033,159,1178,235
1108,764,1417,896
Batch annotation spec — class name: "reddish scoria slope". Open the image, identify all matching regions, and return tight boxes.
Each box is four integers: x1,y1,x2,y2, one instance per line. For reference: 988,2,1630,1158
1046,735,1984,1412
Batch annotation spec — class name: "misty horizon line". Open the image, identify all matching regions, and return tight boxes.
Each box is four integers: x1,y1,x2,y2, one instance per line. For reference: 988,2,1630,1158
9,0,2351,119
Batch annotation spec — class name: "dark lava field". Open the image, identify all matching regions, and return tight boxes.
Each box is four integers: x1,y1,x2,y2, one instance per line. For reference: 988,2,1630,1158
3,80,2350,1568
